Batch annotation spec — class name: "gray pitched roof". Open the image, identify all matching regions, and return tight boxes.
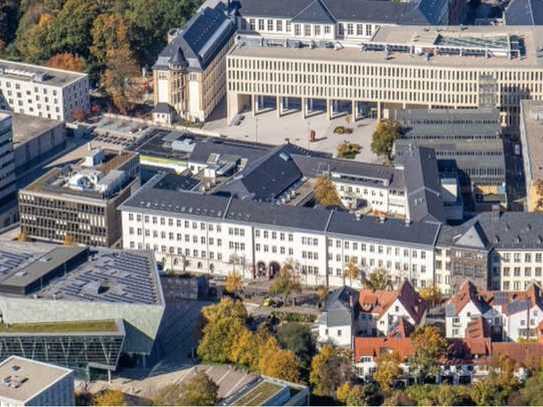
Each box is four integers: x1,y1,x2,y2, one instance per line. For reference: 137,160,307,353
395,145,446,224
232,0,448,25
438,211,543,251
291,0,336,23
154,5,235,71
505,0,543,25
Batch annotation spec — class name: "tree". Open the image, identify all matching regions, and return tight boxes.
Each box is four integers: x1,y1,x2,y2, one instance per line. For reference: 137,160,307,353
310,345,354,397
344,259,361,286
518,369,543,406
409,325,448,383
179,371,218,406
225,271,243,296
47,52,85,72
17,230,29,242
336,142,361,159
197,299,248,363
101,45,141,114
363,268,393,291
229,327,261,369
374,351,402,393
63,234,75,246
371,119,401,160
90,13,131,67
93,389,126,406
269,262,301,305
15,13,55,63
0,0,19,47
313,175,341,207
418,286,442,308
316,285,328,307
258,337,301,383
277,322,316,370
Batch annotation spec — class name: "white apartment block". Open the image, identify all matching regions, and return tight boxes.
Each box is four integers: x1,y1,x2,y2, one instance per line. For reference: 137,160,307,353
0,60,89,122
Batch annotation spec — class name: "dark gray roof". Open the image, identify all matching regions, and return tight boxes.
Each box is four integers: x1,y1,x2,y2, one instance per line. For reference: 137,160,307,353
189,138,269,165
438,211,543,251
154,5,235,71
122,173,440,246
292,155,404,189
232,0,448,24
328,211,441,246
218,145,304,202
225,197,331,232
292,0,336,23
505,0,543,25
152,103,174,115
395,145,446,224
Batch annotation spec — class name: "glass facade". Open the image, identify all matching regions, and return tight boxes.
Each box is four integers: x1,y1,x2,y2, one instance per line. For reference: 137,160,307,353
0,332,124,379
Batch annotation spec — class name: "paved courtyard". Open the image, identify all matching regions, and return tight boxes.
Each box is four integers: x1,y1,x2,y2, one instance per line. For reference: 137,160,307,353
204,99,383,163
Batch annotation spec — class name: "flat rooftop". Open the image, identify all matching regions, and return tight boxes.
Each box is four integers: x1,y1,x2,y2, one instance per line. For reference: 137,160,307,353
0,59,86,87
0,356,72,403
23,147,137,200
0,241,163,305
11,113,63,147
230,26,543,68
521,100,543,182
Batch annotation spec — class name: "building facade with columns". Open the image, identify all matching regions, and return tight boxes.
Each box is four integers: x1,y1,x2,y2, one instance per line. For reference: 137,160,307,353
226,25,543,130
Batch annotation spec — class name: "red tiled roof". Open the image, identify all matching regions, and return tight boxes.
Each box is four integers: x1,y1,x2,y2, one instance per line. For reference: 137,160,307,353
359,280,427,324
490,342,543,367
448,280,487,315
354,337,415,362
465,316,490,340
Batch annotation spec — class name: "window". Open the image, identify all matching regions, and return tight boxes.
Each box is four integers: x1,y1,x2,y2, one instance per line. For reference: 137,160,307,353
356,24,363,36
286,21,292,32
249,19,256,30
347,24,354,35
337,329,342,337
294,24,301,36
276,20,282,31
267,19,273,31
324,25,331,34
314,25,321,35
304,24,311,36
258,19,264,30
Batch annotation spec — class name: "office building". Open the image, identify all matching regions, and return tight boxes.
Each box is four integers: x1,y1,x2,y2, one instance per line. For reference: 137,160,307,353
0,113,17,228
226,25,543,128
11,113,65,177
0,60,89,122
520,100,543,212
153,4,236,123
394,108,507,209
0,241,165,379
19,146,140,247
120,145,444,289
0,356,74,406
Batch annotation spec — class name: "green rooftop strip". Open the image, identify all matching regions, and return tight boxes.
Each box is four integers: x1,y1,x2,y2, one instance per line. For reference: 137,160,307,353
0,320,120,334
234,381,285,406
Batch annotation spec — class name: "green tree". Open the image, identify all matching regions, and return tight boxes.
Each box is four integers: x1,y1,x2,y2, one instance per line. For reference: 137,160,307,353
371,119,401,160
518,369,543,406
179,371,218,406
409,326,448,383
363,268,393,291
277,322,315,370
269,262,302,304
313,175,341,207
90,13,131,67
15,13,55,63
310,345,354,398
0,0,19,48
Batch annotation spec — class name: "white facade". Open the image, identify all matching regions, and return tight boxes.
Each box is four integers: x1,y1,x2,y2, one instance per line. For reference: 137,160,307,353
317,322,352,347
0,60,89,122
121,207,435,289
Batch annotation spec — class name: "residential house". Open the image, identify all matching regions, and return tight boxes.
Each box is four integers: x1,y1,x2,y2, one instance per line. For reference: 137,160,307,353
316,286,357,347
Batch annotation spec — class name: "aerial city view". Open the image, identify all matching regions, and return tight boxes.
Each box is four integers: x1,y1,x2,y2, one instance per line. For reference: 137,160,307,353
1,0,543,405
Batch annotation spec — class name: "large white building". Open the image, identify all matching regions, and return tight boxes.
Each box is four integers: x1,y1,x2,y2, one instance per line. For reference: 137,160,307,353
0,60,89,122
